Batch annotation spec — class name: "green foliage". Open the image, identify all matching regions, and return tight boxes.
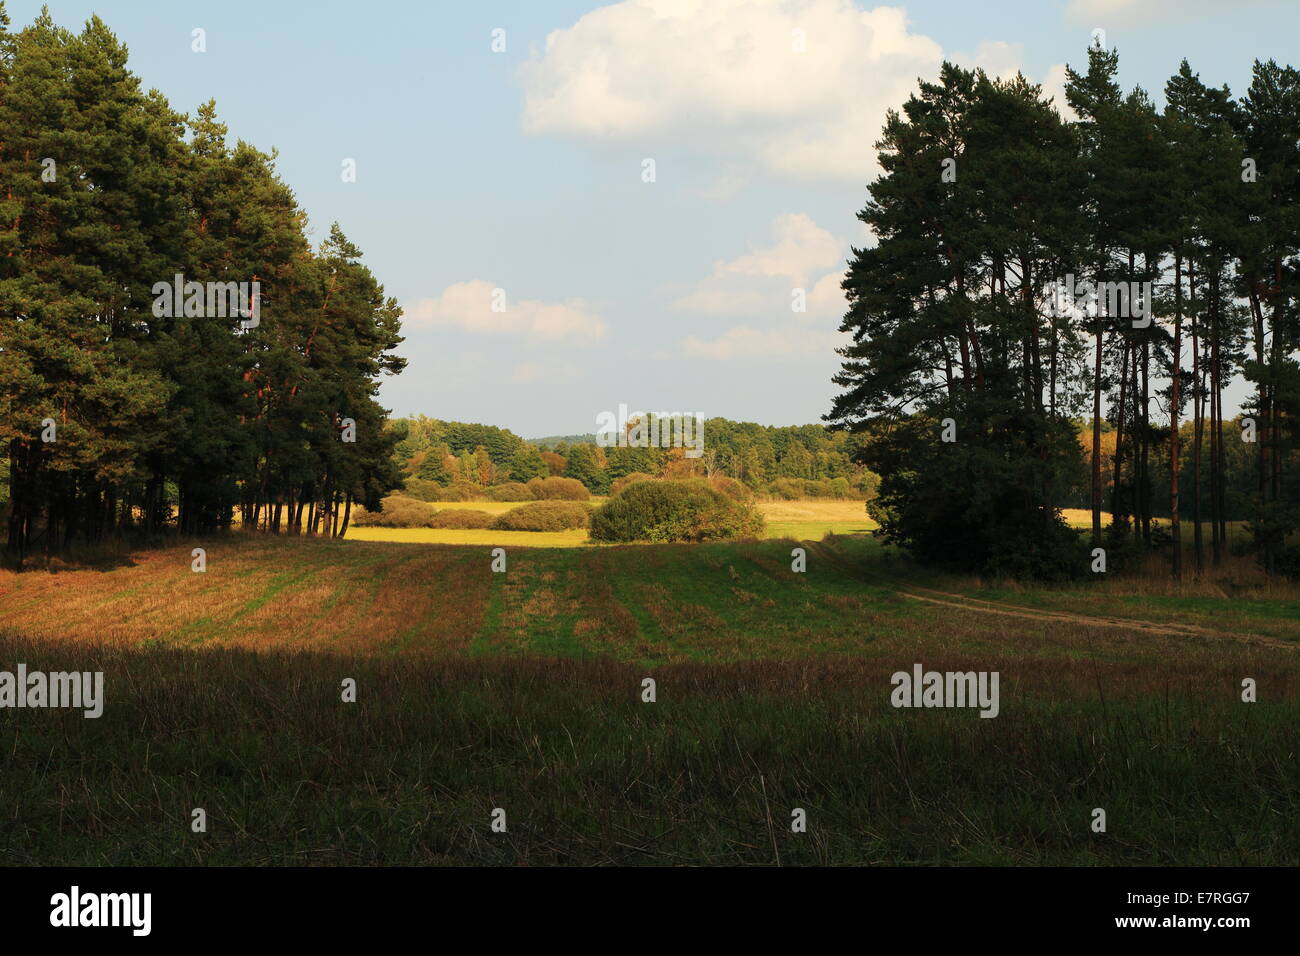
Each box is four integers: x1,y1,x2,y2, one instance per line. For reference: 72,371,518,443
350,496,435,529
492,500,592,532
590,479,764,543
486,482,534,501
509,444,549,483
563,442,610,493
392,417,529,483
864,405,1089,580
707,476,753,501
610,472,656,495
527,476,590,501
428,509,495,529
399,478,445,502
432,482,482,502
0,9,404,554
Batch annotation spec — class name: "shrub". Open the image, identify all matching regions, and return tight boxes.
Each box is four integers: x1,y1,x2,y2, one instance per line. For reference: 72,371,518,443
708,475,753,501
590,479,764,543
610,472,656,496
350,495,436,528
437,481,483,502
527,476,590,501
767,477,803,500
828,476,853,499
428,509,495,529
492,500,592,532
486,482,533,502
400,478,445,502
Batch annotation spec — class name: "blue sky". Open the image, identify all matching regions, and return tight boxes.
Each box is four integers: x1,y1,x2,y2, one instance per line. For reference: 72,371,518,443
11,0,1296,435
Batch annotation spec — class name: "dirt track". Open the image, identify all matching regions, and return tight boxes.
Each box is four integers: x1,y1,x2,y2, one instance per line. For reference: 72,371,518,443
810,542,1297,650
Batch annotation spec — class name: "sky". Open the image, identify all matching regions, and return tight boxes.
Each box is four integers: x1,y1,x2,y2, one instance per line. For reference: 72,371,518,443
10,0,1297,436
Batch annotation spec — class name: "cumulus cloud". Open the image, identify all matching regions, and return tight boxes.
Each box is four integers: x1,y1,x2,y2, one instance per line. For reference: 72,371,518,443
716,212,843,285
953,40,1025,81
1041,63,1076,121
407,279,607,342
520,0,944,181
673,213,851,360
671,213,846,316
521,0,1073,182
807,270,848,317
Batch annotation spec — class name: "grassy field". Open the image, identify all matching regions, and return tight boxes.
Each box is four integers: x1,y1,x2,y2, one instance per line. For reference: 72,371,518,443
0,518,1295,865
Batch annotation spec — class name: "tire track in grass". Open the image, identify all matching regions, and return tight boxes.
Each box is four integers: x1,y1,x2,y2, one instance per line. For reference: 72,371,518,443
255,545,429,653
598,546,680,661
383,547,493,656
163,540,350,648
810,540,1295,650
182,564,327,647
472,547,593,658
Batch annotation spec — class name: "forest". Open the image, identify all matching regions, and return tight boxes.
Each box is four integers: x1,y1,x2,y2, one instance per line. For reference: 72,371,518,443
828,48,1300,579
0,9,406,562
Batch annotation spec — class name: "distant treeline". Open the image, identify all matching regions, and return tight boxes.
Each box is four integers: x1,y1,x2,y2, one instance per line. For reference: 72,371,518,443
1,9,405,562
389,415,879,499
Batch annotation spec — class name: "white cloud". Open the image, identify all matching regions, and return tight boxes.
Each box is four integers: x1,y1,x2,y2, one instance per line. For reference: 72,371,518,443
1041,63,1076,122
717,213,842,285
407,279,607,342
807,270,847,318
671,213,846,316
953,40,1024,82
520,0,945,181
521,1,1073,182
673,213,851,360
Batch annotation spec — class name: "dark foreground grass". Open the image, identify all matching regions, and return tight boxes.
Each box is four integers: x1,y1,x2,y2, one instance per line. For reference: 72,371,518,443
1,636,1294,866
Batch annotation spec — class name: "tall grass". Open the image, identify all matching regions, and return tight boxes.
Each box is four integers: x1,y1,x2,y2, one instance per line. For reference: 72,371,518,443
0,636,1294,866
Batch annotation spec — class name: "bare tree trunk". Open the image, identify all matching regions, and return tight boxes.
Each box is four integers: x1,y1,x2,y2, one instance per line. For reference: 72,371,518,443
1190,260,1203,572
1092,321,1103,547
1171,253,1182,580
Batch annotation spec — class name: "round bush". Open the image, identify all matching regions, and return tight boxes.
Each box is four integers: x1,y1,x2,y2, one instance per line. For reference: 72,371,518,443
766,477,803,500
427,509,495,529
486,482,533,502
526,476,590,501
400,477,444,502
590,479,764,543
350,495,436,528
492,500,592,532
610,472,656,495
708,475,753,501
436,481,482,501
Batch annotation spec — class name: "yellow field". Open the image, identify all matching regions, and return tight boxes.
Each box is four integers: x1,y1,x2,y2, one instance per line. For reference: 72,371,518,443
416,499,608,514
758,498,876,540
348,527,591,547
346,497,873,546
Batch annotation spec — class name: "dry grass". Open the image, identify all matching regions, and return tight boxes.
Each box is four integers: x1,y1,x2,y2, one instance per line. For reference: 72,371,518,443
2,533,1296,865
